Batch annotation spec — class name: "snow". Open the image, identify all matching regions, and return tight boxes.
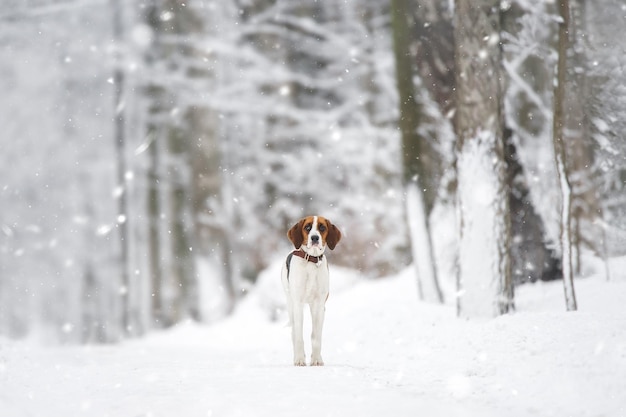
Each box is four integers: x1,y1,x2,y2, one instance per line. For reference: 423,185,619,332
456,131,509,317
2,257,626,417
406,182,441,302
554,151,577,311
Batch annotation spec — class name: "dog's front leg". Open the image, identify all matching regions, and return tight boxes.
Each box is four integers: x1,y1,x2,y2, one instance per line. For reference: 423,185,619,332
291,302,306,366
309,302,325,366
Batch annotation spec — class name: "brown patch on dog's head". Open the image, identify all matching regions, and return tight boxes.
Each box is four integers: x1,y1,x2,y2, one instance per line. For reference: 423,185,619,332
287,217,307,249
287,216,342,250
317,216,342,250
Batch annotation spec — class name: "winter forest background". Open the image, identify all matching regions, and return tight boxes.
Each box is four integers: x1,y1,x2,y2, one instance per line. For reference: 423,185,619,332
1,0,625,344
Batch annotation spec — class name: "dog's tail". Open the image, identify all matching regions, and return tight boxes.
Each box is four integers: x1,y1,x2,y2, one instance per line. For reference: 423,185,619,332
281,256,293,328
285,251,294,281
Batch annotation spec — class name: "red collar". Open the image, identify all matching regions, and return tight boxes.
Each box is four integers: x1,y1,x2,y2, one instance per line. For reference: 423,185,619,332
291,249,324,264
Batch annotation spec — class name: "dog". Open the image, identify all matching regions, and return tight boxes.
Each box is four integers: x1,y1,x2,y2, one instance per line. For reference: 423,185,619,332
281,216,342,366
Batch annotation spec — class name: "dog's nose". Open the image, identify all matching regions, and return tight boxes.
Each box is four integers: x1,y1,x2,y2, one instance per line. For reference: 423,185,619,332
311,235,320,243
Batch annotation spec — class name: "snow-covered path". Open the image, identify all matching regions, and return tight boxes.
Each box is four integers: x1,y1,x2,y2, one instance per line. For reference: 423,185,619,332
2,344,462,417
2,263,626,417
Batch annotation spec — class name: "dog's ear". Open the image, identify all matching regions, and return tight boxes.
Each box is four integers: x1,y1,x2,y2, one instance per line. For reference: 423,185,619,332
287,219,305,249
326,220,342,250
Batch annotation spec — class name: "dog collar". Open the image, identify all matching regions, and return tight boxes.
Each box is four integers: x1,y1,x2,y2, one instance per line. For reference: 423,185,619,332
291,249,324,265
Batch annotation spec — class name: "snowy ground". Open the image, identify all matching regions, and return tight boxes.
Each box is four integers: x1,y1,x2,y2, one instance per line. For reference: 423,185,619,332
1,258,626,417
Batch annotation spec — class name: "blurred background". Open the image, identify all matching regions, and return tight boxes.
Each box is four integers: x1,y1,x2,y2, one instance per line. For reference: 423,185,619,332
1,0,625,343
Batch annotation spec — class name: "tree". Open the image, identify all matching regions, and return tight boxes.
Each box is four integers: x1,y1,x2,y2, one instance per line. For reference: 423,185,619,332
410,0,456,117
142,0,214,326
562,0,598,277
141,0,166,327
0,0,126,343
552,0,577,311
454,0,513,317
222,0,406,278
501,1,564,286
391,0,443,303
586,0,626,277
111,0,133,336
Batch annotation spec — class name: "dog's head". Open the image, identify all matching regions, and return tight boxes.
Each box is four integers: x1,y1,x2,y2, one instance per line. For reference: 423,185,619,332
287,216,342,256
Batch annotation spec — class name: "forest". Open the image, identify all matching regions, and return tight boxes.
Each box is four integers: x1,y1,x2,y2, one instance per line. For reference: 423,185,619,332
1,0,625,344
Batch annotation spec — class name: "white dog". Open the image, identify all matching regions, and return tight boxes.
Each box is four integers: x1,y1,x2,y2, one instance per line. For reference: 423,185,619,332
281,216,342,366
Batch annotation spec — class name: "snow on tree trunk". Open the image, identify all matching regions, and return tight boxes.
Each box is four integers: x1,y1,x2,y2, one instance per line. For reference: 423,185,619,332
553,0,578,312
555,153,577,311
454,0,513,318
456,133,511,317
406,182,444,302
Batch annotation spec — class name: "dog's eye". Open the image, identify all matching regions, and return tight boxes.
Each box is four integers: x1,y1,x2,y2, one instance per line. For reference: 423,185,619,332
304,224,312,232
318,224,326,232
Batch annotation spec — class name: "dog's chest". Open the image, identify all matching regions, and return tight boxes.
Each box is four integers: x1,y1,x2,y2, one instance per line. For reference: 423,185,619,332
291,259,329,302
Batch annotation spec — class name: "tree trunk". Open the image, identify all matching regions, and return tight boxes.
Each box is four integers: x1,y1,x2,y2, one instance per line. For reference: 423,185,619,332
553,0,578,312
391,0,443,303
168,125,200,322
143,0,226,324
189,106,237,317
143,0,167,328
142,0,198,326
411,0,456,116
111,0,133,336
391,0,438,210
566,0,598,277
406,183,443,302
147,130,164,326
454,0,513,317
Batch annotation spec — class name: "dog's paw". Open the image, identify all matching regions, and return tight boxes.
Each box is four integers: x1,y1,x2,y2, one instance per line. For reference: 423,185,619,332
310,357,324,366
294,357,306,366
